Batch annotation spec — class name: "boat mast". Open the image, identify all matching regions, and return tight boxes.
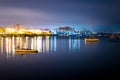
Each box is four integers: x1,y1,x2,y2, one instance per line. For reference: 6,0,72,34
92,17,94,33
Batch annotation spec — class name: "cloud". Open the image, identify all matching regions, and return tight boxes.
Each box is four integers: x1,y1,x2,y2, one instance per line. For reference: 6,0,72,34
0,7,86,25
0,7,56,25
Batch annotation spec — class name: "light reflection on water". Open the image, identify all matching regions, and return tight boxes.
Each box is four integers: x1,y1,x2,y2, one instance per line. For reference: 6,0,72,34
0,38,3,54
69,38,81,51
0,37,120,79
0,36,82,58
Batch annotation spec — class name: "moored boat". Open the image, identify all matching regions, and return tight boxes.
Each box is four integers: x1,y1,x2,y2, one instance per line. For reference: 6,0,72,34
85,38,99,43
84,17,99,43
15,49,38,53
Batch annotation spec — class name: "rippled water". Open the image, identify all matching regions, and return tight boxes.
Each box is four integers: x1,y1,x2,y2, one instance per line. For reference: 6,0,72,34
0,36,120,79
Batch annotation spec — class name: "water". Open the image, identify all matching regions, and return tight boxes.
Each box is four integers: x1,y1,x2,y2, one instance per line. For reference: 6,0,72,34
0,36,120,79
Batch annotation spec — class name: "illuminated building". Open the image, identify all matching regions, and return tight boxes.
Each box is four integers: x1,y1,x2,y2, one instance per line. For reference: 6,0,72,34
14,24,26,31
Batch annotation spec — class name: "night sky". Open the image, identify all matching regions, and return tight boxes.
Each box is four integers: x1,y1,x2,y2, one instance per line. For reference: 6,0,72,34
0,0,120,32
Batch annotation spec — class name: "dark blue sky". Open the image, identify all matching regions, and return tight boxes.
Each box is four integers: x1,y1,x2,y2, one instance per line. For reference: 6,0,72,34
0,0,120,32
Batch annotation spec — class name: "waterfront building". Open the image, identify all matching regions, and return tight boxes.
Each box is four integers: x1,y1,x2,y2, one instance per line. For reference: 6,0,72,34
14,24,26,31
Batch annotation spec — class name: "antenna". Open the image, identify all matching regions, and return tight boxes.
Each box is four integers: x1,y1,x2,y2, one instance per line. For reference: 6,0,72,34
92,17,94,32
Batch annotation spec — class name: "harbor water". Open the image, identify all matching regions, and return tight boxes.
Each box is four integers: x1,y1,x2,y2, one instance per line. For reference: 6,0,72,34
0,36,120,79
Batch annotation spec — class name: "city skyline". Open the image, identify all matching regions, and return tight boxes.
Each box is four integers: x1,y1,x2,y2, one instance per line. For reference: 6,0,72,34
0,0,120,32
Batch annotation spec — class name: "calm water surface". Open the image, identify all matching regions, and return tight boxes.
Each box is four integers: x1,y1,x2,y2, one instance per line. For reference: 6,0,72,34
0,36,120,79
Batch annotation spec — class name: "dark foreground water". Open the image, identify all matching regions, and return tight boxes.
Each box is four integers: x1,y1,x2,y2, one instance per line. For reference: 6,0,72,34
0,36,120,80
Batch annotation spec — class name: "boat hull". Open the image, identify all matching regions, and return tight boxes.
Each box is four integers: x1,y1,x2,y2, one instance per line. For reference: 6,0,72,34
15,49,38,53
85,38,99,43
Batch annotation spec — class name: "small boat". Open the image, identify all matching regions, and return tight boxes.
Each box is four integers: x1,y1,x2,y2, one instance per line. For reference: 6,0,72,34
84,17,99,43
85,38,99,43
15,49,38,53
15,49,38,55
